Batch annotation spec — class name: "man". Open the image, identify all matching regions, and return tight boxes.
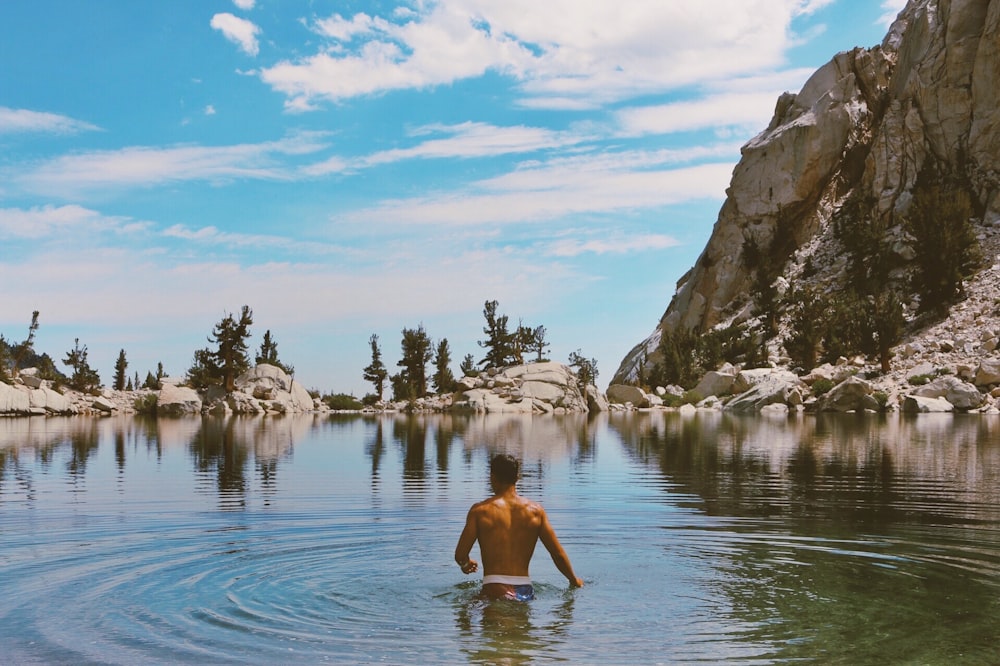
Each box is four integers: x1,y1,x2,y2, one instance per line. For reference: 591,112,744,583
455,453,583,601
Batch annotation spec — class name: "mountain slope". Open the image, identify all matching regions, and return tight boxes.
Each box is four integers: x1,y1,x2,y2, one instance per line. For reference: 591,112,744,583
613,0,1000,387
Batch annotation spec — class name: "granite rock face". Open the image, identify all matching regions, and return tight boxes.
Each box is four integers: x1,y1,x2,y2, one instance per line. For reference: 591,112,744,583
613,0,1000,412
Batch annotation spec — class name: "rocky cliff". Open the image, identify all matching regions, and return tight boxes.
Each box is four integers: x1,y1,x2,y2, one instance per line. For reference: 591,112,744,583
613,0,1000,392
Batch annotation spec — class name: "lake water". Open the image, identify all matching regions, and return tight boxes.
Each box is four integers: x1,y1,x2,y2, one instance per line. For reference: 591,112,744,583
1,411,999,665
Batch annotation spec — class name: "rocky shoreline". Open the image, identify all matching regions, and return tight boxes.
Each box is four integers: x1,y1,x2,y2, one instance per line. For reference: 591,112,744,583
0,361,610,417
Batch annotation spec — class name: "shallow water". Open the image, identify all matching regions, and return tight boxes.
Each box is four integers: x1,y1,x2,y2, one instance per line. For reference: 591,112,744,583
1,411,999,664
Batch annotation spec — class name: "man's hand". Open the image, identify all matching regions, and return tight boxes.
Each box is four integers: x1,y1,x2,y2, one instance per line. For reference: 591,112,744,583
459,558,479,575
571,576,584,588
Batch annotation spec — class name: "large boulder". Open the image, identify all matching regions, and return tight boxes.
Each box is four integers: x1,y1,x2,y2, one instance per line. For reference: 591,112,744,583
235,364,314,412
0,382,31,415
911,375,983,411
586,385,610,412
28,386,74,414
693,369,737,398
157,383,203,416
725,370,803,414
606,384,648,407
902,395,954,413
974,359,1000,387
818,376,881,412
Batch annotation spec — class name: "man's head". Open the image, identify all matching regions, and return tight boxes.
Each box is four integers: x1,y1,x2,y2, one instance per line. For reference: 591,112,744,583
490,454,520,487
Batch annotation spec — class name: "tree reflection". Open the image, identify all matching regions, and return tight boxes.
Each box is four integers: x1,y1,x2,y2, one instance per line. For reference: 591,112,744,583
189,417,250,508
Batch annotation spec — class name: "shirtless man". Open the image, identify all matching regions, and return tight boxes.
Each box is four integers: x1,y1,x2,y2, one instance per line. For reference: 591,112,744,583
455,454,583,601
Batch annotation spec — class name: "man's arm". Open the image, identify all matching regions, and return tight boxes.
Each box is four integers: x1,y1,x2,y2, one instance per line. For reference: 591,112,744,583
538,509,583,587
454,507,480,575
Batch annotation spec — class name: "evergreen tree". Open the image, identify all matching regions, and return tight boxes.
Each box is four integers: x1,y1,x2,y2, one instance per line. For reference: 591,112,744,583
432,338,456,394
10,310,40,377
113,349,128,391
213,305,254,391
187,306,254,391
0,336,9,382
63,338,101,392
568,350,598,390
363,333,388,400
524,325,550,362
460,353,477,377
156,362,165,383
907,162,981,313
255,329,293,374
478,299,514,368
144,371,159,390
126,377,134,391
397,324,433,398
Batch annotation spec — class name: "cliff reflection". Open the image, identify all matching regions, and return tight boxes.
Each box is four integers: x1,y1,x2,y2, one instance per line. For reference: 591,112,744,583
607,411,1000,528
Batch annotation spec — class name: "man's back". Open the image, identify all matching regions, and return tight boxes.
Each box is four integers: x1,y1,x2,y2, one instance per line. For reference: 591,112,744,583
455,454,583,598
471,492,543,577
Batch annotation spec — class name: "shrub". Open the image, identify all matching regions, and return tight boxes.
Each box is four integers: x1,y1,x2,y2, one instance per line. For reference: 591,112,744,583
134,393,158,415
872,391,889,410
907,374,933,386
323,393,363,410
681,390,703,405
811,378,835,397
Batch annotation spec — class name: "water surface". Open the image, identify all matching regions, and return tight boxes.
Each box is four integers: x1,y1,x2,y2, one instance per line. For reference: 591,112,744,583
1,412,999,664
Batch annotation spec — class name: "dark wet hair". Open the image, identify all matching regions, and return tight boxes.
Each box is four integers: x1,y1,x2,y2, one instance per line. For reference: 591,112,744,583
490,454,520,485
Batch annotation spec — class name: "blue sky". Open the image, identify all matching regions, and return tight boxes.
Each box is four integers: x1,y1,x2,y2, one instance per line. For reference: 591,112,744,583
0,0,906,395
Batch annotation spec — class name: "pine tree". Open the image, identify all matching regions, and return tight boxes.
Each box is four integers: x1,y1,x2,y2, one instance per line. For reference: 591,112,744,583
568,350,598,390
63,338,101,392
363,333,388,400
11,310,40,377
478,300,514,368
525,325,550,362
255,329,293,374
113,349,128,391
433,338,456,394
460,354,476,377
397,325,433,398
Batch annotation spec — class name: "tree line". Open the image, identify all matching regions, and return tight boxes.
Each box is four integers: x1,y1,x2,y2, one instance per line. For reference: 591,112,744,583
362,299,597,404
0,306,293,396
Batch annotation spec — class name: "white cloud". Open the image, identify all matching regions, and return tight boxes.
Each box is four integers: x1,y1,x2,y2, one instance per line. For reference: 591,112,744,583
0,107,99,134
233,0,255,10
616,91,783,136
211,13,261,56
261,0,827,109
547,234,681,257
303,122,586,176
347,157,734,226
12,133,328,196
205,105,217,115
0,205,146,239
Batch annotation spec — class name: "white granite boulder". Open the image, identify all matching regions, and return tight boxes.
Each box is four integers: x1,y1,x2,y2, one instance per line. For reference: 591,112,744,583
158,383,203,416
911,376,983,411
725,370,803,413
902,395,954,413
818,376,881,412
974,359,1000,387
606,384,648,407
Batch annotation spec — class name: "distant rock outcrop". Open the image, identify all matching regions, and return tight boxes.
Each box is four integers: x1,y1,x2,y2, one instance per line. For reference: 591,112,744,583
453,362,592,414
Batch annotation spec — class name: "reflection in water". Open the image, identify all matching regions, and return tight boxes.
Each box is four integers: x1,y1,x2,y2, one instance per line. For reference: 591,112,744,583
2,412,1000,663
608,411,1000,526
606,410,1000,662
188,416,304,509
454,586,577,664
